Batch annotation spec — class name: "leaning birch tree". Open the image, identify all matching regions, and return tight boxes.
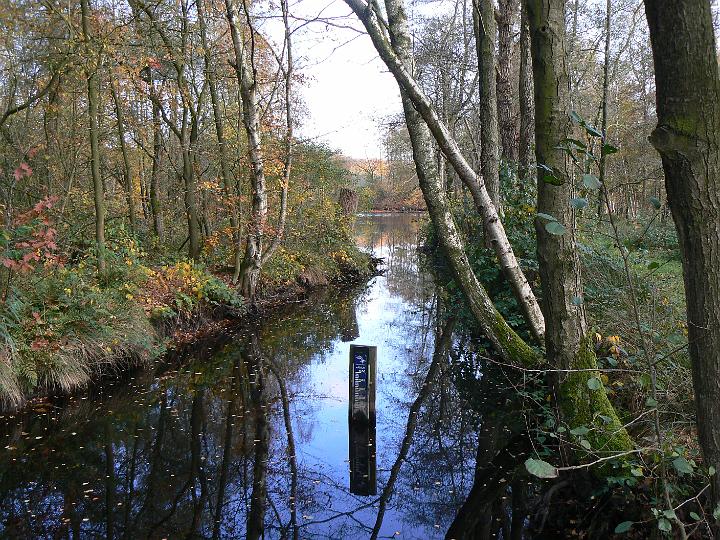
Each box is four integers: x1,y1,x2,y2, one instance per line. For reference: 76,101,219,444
343,0,547,343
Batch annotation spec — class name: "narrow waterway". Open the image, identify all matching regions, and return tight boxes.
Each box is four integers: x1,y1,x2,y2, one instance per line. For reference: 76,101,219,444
0,213,533,539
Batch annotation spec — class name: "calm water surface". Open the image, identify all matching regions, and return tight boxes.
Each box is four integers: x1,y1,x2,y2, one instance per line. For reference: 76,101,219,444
0,214,529,539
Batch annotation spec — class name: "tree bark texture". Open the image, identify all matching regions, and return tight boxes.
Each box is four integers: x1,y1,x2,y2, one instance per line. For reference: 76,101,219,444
497,0,520,163
472,0,502,209
526,0,584,371
518,1,535,183
597,0,611,220
197,0,243,278
526,0,632,452
225,0,268,300
644,0,720,509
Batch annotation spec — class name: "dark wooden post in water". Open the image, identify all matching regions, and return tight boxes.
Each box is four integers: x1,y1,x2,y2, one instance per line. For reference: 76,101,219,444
349,344,377,495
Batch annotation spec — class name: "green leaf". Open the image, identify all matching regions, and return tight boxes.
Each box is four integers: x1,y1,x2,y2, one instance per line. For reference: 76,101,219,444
545,221,567,236
570,426,590,436
690,512,701,521
646,397,658,408
614,521,633,534
663,509,677,520
569,110,583,124
542,171,564,185
525,458,558,479
672,456,694,475
571,197,588,209
709,466,716,476
537,212,557,221
649,196,662,209
580,439,592,450
584,123,603,138
601,143,619,155
631,467,644,477
587,376,602,390
713,504,720,521
559,137,587,150
657,518,672,532
583,173,602,189
647,261,660,270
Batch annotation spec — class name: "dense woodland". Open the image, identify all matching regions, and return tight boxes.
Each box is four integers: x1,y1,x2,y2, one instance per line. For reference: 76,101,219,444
1,0,720,536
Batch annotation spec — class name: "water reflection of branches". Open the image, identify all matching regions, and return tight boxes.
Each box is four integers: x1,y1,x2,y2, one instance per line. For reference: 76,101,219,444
370,316,456,539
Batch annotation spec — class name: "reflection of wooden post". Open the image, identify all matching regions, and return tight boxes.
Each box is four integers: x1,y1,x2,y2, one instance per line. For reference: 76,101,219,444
349,345,376,423
349,345,377,495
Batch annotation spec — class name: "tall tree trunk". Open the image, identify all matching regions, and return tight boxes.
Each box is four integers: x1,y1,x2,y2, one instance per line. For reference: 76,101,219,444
225,0,268,300
344,0,546,343
197,0,242,278
518,1,534,182
260,0,292,267
110,76,137,234
131,0,202,259
526,0,632,451
149,92,163,238
497,0,520,163
182,113,202,260
527,0,582,372
80,0,105,273
381,0,538,367
644,0,720,511
472,0,502,209
225,0,291,299
597,0,611,220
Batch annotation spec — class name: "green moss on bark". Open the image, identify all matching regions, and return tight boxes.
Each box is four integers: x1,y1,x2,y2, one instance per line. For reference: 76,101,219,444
560,335,634,454
492,310,542,367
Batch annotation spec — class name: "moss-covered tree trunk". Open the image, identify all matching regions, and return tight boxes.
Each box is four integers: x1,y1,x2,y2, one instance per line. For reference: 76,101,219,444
526,0,632,451
644,0,720,509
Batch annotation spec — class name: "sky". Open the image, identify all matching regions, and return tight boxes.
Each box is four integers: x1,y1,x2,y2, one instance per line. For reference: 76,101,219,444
267,0,402,160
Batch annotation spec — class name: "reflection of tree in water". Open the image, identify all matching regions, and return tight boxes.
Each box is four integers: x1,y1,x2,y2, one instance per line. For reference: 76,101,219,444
356,214,433,306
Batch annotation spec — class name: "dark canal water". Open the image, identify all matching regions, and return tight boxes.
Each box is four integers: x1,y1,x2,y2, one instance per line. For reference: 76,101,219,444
0,214,538,539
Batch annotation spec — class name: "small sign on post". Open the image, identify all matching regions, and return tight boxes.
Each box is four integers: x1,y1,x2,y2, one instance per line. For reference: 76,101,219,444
349,344,377,496
349,345,376,424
